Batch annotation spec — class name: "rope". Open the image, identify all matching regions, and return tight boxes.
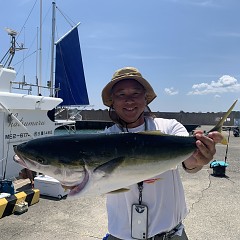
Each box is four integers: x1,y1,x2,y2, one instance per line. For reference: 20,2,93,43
16,0,38,41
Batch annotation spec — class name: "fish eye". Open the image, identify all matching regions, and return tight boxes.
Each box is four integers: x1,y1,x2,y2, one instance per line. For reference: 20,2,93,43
36,157,46,164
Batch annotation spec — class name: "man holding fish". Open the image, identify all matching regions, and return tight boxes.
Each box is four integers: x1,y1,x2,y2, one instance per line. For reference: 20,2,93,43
101,67,223,240
14,68,235,239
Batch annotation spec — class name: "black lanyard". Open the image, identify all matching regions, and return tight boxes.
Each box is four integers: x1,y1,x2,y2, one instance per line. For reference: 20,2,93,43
137,181,143,205
118,118,148,205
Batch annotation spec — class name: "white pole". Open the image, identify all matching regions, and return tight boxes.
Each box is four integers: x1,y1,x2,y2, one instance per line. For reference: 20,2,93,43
39,0,42,95
50,1,56,97
36,27,38,85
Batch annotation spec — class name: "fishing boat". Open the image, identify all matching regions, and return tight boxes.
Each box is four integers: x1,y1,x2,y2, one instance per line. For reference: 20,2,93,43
0,1,90,180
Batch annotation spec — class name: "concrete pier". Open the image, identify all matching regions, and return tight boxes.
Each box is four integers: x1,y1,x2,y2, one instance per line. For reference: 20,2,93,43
1,125,239,239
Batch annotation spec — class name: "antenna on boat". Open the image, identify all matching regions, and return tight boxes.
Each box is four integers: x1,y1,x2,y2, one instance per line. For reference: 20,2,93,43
49,1,56,97
5,27,18,36
38,0,43,95
0,28,25,68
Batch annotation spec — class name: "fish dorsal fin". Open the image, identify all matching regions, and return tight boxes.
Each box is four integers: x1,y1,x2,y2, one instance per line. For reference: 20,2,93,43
137,130,166,136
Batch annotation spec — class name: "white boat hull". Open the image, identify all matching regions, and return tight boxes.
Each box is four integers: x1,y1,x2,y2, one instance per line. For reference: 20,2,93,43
0,65,73,179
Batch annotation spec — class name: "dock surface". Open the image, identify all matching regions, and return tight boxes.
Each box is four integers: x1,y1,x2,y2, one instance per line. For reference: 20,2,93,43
1,126,240,240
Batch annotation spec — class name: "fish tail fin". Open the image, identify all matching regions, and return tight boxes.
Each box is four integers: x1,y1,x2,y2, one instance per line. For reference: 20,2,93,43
208,100,238,145
220,137,228,145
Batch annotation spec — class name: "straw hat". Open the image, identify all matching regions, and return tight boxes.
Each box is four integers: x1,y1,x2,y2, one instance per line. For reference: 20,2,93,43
102,67,157,107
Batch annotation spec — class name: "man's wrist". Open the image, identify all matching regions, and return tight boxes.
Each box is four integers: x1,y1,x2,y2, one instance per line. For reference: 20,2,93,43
182,161,197,171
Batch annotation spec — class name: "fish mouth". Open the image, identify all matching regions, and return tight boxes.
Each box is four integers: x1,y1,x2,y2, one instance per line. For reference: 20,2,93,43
13,154,35,169
13,145,31,169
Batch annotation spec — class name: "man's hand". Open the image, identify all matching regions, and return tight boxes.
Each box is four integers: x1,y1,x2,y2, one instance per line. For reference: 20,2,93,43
183,130,223,173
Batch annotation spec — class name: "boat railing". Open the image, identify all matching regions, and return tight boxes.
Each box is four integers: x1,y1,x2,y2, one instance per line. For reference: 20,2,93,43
10,80,60,96
55,107,83,121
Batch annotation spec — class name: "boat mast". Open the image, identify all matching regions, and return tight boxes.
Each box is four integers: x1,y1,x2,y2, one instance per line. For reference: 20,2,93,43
50,1,56,97
38,0,42,95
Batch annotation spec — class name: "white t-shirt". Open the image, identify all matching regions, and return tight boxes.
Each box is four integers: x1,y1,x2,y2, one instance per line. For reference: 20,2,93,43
105,117,189,239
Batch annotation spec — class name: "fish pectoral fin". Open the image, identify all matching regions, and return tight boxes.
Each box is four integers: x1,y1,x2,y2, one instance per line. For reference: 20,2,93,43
93,157,125,176
107,188,130,194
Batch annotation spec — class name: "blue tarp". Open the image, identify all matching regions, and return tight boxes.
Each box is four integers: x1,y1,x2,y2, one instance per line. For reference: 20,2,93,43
210,160,229,168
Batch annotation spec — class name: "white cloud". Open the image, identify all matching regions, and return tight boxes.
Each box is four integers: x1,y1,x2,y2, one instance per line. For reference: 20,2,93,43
211,32,240,38
187,75,240,95
164,87,179,95
165,0,220,7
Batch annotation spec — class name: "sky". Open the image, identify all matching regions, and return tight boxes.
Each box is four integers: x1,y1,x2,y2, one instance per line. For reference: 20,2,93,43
0,0,240,113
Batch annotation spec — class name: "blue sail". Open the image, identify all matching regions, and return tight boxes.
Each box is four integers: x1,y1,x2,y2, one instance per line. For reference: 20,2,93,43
55,24,89,106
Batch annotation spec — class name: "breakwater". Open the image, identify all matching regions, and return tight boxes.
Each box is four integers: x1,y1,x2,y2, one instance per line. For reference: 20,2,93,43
56,108,240,127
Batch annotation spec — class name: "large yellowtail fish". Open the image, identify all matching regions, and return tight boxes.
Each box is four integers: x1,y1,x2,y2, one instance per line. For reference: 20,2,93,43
13,100,237,198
